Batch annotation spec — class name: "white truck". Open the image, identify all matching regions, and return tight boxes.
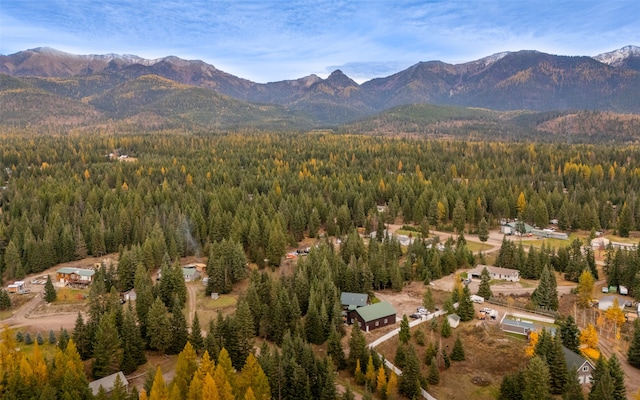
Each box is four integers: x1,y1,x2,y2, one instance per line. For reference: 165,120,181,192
620,285,629,295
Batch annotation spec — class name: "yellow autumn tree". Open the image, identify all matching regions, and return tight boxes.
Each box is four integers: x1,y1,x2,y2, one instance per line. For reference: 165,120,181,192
524,330,539,357
149,366,169,400
202,373,220,400
580,323,598,349
376,365,387,393
197,350,216,381
174,342,198,398
576,270,595,308
216,348,236,394
187,374,203,400
516,191,527,214
386,371,398,399
605,298,626,340
238,353,271,400
214,364,235,400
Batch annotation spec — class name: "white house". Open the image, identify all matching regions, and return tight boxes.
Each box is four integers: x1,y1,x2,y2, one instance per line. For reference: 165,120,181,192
468,265,520,282
447,314,461,329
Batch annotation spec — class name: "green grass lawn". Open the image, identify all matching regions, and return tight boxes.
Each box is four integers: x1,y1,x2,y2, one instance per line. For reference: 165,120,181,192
195,291,238,323
465,241,489,253
518,232,587,250
395,229,423,238
605,235,640,244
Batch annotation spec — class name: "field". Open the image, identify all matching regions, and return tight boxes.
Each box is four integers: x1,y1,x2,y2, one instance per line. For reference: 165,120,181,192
194,289,238,324
375,318,528,400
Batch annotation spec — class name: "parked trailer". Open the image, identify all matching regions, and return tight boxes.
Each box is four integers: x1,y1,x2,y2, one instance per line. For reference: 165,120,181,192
620,285,629,295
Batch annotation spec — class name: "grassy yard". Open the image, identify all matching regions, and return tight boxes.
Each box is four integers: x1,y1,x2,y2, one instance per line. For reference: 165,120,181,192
605,234,640,244
55,288,89,304
518,232,587,250
195,291,238,323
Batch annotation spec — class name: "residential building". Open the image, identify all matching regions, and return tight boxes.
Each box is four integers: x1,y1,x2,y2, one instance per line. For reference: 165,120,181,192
353,302,397,332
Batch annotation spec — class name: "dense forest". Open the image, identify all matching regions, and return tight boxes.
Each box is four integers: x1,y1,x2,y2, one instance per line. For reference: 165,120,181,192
1,129,640,399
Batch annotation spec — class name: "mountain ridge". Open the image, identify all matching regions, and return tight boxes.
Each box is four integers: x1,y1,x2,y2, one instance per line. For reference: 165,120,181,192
1,45,640,127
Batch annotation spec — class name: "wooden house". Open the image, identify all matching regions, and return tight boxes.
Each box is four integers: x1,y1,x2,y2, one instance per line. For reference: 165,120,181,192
56,267,95,286
353,302,397,332
341,292,369,323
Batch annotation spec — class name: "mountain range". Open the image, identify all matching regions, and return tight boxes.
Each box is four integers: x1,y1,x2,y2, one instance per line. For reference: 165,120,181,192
1,45,640,134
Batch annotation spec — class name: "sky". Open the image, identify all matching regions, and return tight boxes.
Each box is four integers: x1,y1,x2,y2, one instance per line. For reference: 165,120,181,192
1,0,639,83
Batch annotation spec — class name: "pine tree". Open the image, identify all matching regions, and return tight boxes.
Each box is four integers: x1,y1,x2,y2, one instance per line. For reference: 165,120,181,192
72,312,91,359
478,217,489,245
523,356,551,400
427,357,439,384
451,335,466,361
628,319,640,368
458,285,475,321
0,289,11,310
423,287,435,311
589,359,614,400
547,334,568,395
399,314,411,344
169,295,189,354
560,316,581,354
608,354,626,400
44,275,57,303
348,323,367,374
441,316,452,338
121,303,146,374
327,325,346,370
477,266,492,300
239,353,271,400
498,371,524,400
92,312,122,379
399,344,422,399
531,264,559,310
563,367,585,400
147,297,171,354
190,312,205,355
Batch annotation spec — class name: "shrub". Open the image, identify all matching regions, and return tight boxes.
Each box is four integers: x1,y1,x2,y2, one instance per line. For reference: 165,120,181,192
24,332,33,345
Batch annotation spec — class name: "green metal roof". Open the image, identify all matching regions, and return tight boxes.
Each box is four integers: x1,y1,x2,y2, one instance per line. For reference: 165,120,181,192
356,302,396,322
340,292,369,308
57,267,95,277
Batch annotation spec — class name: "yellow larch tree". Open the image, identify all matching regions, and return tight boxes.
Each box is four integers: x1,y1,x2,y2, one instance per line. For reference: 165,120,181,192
238,353,271,400
197,350,216,381
149,367,169,400
376,365,387,393
187,374,203,400
202,373,220,400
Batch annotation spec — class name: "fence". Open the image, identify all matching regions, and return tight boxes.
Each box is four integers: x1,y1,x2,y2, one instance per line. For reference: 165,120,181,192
486,297,558,319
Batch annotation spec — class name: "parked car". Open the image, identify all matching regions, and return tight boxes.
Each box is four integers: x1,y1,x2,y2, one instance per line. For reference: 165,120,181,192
409,313,421,319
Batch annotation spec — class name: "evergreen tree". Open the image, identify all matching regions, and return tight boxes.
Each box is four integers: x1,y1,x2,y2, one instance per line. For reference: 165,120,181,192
441,316,452,338
48,329,57,344
121,303,146,374
58,328,69,350
147,297,171,354
563,367,585,400
451,335,466,361
498,371,524,400
72,312,91,360
399,344,422,399
478,217,489,245
169,295,189,354
327,325,346,370
92,312,122,379
628,319,640,368
560,316,581,354
547,334,568,395
348,323,367,374
523,356,551,400
477,266,492,300
458,286,475,321
0,289,11,310
190,312,205,355
235,299,255,369
423,287,435,311
427,357,439,384
589,361,614,400
44,275,57,303
531,264,559,310
399,314,411,344
607,355,626,400
134,263,154,340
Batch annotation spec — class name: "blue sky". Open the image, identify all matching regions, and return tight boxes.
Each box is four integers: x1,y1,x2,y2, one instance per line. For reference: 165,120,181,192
1,0,638,83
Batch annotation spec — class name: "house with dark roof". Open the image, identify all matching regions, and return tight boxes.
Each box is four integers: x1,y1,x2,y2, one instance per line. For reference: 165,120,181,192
353,302,397,332
562,346,595,384
88,371,129,395
341,292,369,323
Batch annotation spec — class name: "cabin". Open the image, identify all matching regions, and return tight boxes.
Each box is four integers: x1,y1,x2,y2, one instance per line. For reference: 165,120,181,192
468,265,520,282
341,292,369,323
88,371,129,396
182,266,201,282
353,302,397,332
501,221,534,235
562,346,595,384
56,267,95,286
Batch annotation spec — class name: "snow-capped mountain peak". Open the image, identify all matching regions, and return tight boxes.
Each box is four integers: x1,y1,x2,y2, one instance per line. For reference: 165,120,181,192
594,45,640,65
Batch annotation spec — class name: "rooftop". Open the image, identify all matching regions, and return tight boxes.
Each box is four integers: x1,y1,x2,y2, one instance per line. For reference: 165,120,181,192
562,346,593,371
356,302,396,322
340,292,369,308
88,371,128,395
57,267,95,277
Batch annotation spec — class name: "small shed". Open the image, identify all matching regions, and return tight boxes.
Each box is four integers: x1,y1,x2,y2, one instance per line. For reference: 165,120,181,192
88,371,129,395
562,346,594,384
123,289,137,301
447,314,461,328
354,302,397,332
